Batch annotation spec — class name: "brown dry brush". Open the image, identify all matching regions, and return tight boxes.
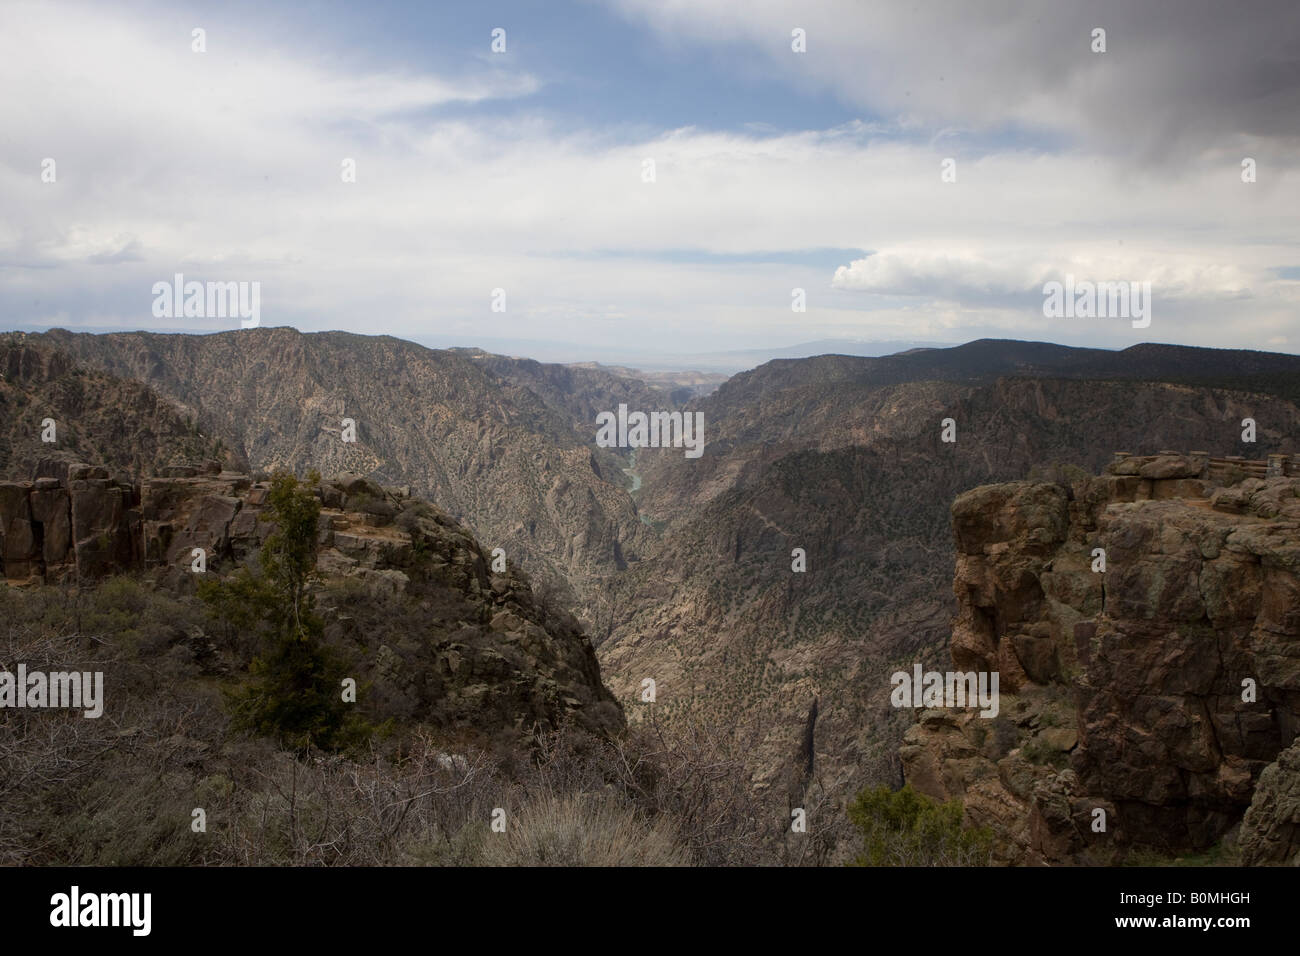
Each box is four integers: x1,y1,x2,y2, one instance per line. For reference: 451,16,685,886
0,579,855,866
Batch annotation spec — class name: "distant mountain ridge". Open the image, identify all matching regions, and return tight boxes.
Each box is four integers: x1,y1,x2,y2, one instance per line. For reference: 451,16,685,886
0,334,238,479
708,339,1300,404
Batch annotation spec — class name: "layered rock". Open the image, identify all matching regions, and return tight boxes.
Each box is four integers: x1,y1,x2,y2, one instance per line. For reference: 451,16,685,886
902,456,1300,864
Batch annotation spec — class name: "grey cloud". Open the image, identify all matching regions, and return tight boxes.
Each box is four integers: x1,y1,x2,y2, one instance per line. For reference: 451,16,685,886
612,0,1300,158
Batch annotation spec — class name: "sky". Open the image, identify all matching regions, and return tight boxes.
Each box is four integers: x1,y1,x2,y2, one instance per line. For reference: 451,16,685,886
1,0,1298,361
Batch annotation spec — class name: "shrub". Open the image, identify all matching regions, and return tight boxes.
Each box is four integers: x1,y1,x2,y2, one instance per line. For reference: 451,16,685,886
1022,737,1070,769
846,784,992,866
479,792,691,867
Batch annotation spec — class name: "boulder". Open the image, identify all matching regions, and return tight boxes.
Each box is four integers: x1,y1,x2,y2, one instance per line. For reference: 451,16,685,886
334,473,385,500
1240,740,1300,865
33,456,79,484
316,482,345,509
164,494,242,568
1137,455,1203,480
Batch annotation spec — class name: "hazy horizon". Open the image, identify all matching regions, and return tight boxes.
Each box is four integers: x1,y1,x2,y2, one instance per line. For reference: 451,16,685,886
15,322,1300,378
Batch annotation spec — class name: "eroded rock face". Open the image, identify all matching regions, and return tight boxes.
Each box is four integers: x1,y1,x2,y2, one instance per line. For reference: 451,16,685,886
0,482,40,582
71,478,139,579
141,473,251,570
30,481,71,572
0,461,252,583
903,456,1300,864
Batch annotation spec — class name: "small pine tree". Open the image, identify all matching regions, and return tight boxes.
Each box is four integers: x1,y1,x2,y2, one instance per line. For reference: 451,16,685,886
846,784,993,866
200,471,364,752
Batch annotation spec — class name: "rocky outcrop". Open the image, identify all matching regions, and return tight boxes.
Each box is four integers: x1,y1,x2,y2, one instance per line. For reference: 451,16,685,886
903,456,1300,864
0,458,624,738
0,459,210,583
2,467,142,584
0,460,418,583
1239,740,1300,864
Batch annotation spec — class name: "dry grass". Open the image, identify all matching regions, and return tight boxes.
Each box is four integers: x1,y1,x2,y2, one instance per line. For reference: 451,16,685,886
0,577,849,867
479,792,691,867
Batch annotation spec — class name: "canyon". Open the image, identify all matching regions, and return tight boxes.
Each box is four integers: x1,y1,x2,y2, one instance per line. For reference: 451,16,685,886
9,328,1300,862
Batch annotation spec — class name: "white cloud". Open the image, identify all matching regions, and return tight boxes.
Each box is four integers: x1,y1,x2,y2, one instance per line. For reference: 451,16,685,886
0,1,1297,354
833,247,1264,303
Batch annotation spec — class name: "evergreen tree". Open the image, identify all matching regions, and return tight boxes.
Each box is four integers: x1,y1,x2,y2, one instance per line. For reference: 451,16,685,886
200,471,363,751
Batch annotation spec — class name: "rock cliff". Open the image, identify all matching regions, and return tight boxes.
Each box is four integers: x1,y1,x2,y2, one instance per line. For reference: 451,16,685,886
902,455,1300,863
0,458,623,738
